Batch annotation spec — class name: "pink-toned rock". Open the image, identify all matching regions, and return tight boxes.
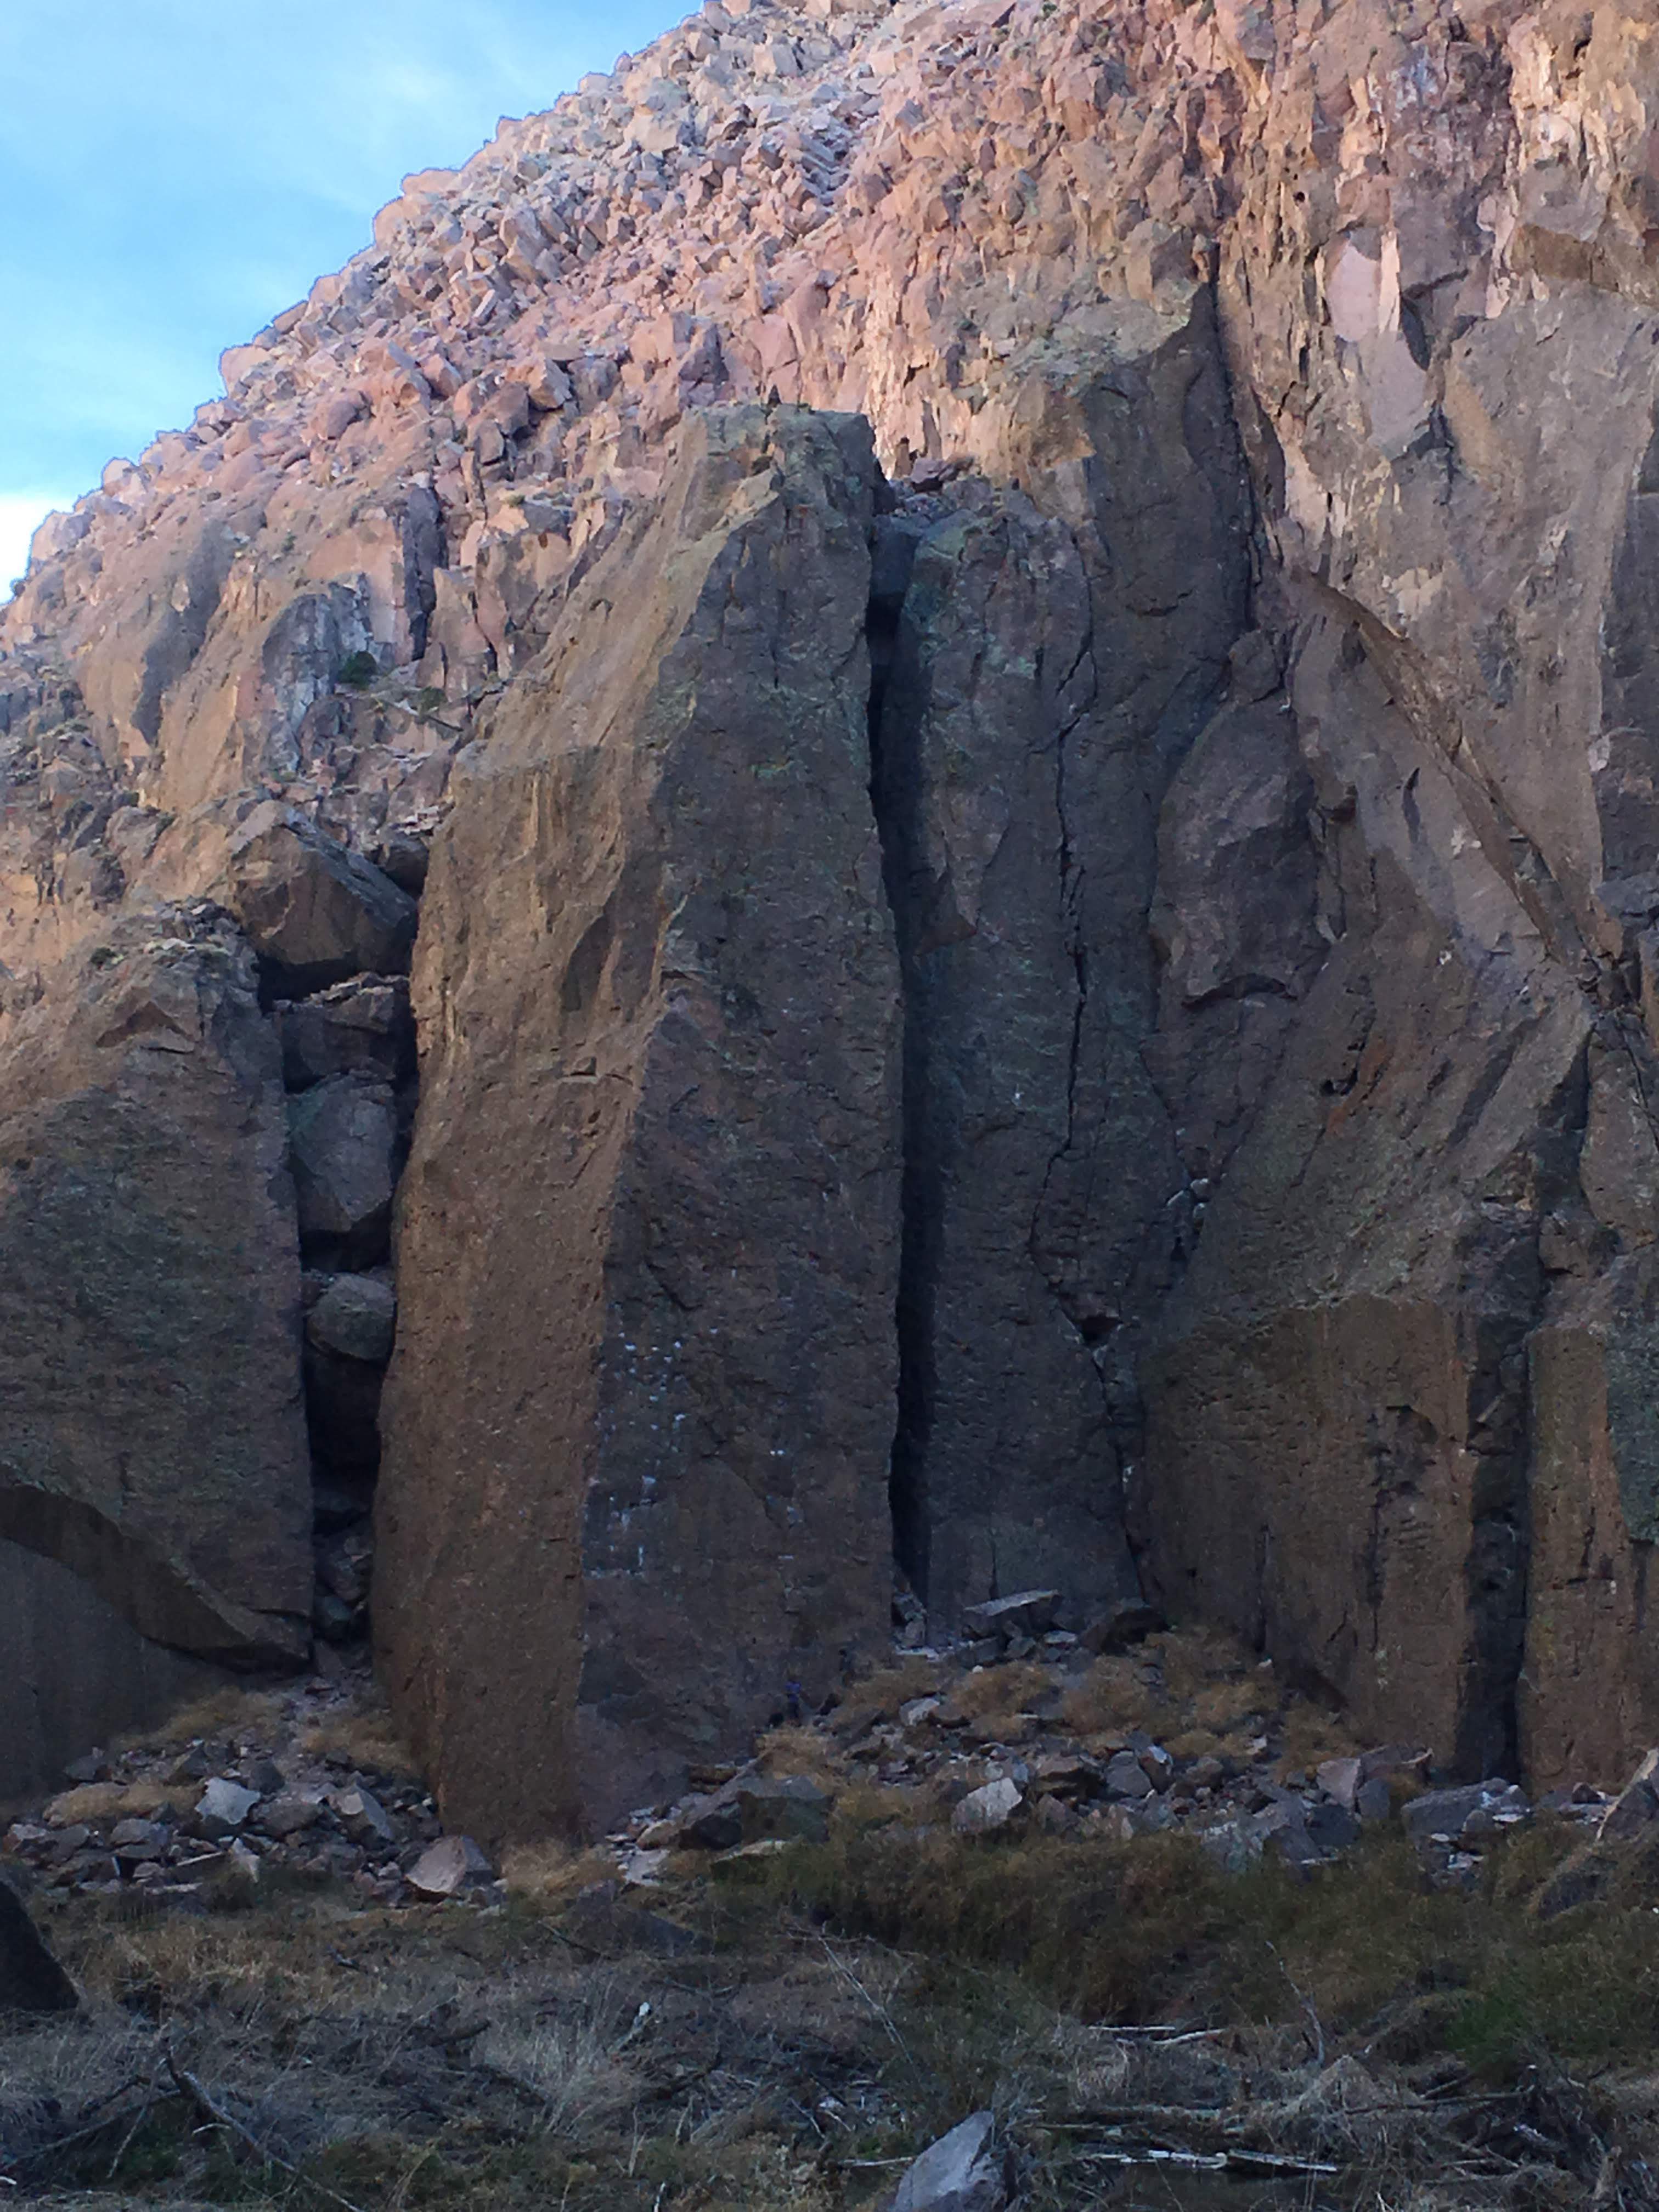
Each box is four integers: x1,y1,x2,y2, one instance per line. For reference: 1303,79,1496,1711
407,1833,492,1898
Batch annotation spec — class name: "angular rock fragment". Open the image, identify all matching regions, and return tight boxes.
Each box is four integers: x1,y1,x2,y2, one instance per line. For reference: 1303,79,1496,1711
407,1833,492,1898
1104,1752,1153,1801
1080,1601,1163,1655
195,1779,260,1838
1598,1750,1659,1842
888,2111,1010,2212
680,1798,744,1852
960,1592,1059,1641
1401,1782,1527,1848
332,1786,394,1847
1316,1758,1363,1813
952,1778,1022,1833
216,806,417,995
276,975,413,1091
733,1774,831,1845
258,1796,321,1840
289,1076,399,1267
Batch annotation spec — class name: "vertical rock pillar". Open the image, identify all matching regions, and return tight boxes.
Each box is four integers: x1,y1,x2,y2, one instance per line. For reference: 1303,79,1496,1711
377,409,901,1841
876,301,1254,1634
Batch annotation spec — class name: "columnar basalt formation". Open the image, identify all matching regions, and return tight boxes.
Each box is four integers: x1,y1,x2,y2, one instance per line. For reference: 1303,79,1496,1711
874,303,1253,1633
7,0,1659,1831
376,408,901,1836
0,912,313,1790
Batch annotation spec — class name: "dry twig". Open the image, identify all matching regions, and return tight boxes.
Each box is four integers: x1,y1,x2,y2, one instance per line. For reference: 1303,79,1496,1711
165,2049,370,2212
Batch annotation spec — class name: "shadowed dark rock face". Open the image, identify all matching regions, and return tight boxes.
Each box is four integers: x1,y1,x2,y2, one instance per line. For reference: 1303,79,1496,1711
0,1879,78,2013
873,311,1253,1640
11,0,1659,1834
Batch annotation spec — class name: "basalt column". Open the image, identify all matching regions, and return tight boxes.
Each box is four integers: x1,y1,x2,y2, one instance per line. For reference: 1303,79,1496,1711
0,910,314,1795
873,300,1254,1636
377,408,901,1843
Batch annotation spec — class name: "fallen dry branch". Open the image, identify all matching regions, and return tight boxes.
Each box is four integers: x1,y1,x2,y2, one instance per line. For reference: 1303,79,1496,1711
1,2077,154,2182
165,2050,370,2212
1077,2143,1340,2177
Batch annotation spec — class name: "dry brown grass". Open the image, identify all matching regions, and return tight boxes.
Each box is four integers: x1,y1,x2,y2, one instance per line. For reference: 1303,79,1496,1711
120,1684,292,1752
1189,1675,1267,1734
832,1656,946,1735
1155,1624,1259,1703
1058,1655,1168,1736
837,1778,942,1830
1165,1726,1222,1761
500,1841,613,1905
43,1780,192,1824
475,1975,644,2136
297,1699,419,1776
1276,1695,1361,1780
755,1724,848,1789
12,1808,1659,2211
947,1660,1053,1731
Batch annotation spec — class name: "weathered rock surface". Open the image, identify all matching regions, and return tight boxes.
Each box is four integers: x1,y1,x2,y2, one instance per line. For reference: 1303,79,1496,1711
376,407,900,1838
9,0,1659,1826
0,909,312,1790
289,1075,400,1267
888,2112,1010,2212
876,307,1251,1632
215,806,418,995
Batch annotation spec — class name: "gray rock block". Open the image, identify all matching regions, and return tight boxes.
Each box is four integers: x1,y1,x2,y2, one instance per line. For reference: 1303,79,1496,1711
961,1592,1059,1641
888,2111,1010,2212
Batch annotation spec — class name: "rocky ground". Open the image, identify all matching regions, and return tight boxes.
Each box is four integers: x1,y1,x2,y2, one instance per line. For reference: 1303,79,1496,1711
8,1618,1659,2208
0,1600,1629,1918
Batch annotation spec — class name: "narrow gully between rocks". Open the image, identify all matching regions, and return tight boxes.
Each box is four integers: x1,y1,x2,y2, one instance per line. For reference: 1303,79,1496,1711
865,506,936,1615
263,840,427,1653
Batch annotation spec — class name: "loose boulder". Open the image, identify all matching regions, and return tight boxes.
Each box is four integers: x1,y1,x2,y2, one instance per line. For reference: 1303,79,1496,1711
217,805,417,995
276,975,413,1090
888,2112,1010,2212
289,1076,399,1267
307,1274,397,1365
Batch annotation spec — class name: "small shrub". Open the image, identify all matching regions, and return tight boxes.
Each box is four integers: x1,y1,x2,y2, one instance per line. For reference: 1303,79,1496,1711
337,650,380,689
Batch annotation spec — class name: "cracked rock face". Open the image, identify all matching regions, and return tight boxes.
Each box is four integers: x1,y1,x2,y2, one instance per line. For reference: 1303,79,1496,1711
874,301,1250,1637
0,912,312,1791
10,0,1659,1830
375,409,900,1838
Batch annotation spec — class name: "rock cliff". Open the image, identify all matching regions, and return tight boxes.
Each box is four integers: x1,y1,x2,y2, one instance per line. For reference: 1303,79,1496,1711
6,0,1659,1833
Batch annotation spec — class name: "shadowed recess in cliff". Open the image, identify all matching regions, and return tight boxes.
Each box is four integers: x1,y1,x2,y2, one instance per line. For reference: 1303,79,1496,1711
865,505,935,1605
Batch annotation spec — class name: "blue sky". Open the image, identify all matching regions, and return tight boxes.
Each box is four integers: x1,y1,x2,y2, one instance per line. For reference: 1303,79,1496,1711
0,1,685,589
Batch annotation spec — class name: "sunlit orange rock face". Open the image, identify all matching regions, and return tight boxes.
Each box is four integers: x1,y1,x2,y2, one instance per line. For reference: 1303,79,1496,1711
7,0,1659,1831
